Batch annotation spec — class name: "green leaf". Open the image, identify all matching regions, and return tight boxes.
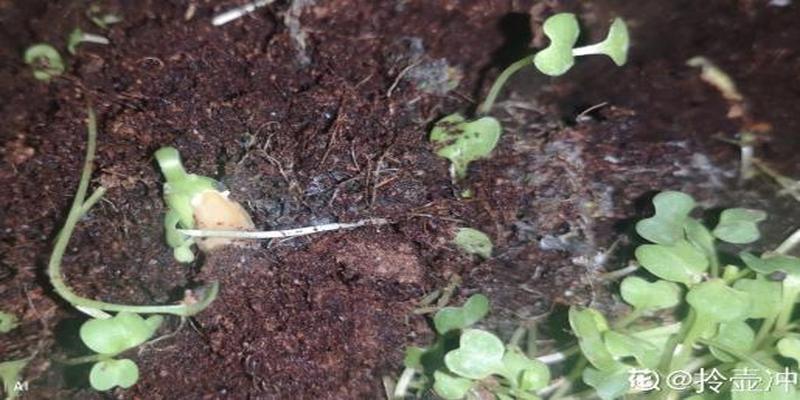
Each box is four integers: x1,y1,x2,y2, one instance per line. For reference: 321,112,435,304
686,279,750,322
740,252,800,276
498,347,550,391
430,114,501,181
603,331,661,369
433,371,473,400
434,294,490,334
598,18,630,66
685,218,717,262
582,367,630,400
24,44,64,81
733,278,782,319
533,13,580,76
635,240,708,285
777,337,800,366
453,228,493,259
568,307,618,371
709,321,754,362
89,359,139,391
713,208,766,244
444,329,504,379
79,312,164,355
0,358,30,400
0,311,19,333
620,277,682,311
635,191,696,245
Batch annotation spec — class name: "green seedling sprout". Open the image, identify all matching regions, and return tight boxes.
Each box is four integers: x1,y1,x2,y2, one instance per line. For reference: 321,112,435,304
397,190,800,399
76,312,163,390
157,147,390,262
24,44,64,81
431,13,629,182
0,311,18,333
67,28,110,55
48,109,219,317
453,227,493,259
87,5,122,29
395,294,550,399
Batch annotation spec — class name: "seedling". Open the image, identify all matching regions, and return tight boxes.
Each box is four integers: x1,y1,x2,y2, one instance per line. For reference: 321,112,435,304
397,191,800,399
453,227,493,259
564,191,799,399
155,146,255,263
431,13,629,181
24,44,64,81
157,147,390,262
49,110,218,317
76,312,163,390
67,28,110,54
395,294,551,399
0,311,17,333
86,5,122,29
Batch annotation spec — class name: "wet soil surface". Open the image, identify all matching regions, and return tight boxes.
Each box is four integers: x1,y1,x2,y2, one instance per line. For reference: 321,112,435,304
1,0,799,398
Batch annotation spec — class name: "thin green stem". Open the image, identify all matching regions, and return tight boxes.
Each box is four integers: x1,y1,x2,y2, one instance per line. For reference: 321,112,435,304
47,108,218,317
613,308,643,330
477,57,531,115
56,353,110,365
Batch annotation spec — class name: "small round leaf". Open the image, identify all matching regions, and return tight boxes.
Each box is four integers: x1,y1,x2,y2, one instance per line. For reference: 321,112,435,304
635,191,696,245
444,329,504,379
686,279,750,322
620,277,681,311
533,13,580,76
433,371,473,400
498,348,550,391
430,114,501,180
712,208,766,244
434,294,490,334
635,240,708,285
709,321,755,362
453,228,493,259
89,359,139,391
80,312,164,355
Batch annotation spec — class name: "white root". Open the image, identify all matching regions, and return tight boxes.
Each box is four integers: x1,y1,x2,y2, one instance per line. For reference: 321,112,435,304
179,218,390,239
212,0,275,26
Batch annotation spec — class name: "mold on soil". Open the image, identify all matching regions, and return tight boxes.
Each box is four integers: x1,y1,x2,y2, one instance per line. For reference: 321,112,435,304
1,0,799,399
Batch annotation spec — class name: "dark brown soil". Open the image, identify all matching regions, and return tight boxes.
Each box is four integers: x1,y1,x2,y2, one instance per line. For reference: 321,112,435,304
1,0,799,399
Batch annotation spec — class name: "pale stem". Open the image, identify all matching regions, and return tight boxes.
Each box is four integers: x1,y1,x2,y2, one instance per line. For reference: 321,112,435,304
571,44,604,57
80,33,110,45
477,57,531,115
212,0,274,26
392,367,416,399
775,228,800,255
179,218,390,239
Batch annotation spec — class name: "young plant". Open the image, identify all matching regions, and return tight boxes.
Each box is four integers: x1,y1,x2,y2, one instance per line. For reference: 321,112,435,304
395,294,551,400
431,13,629,181
562,191,799,399
24,44,64,81
155,147,255,263
48,108,219,391
67,28,110,55
77,312,163,390
453,227,493,259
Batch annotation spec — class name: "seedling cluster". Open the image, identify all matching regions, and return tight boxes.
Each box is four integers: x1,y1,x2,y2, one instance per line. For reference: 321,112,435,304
399,191,800,399
431,13,629,182
396,295,551,399
43,109,218,391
